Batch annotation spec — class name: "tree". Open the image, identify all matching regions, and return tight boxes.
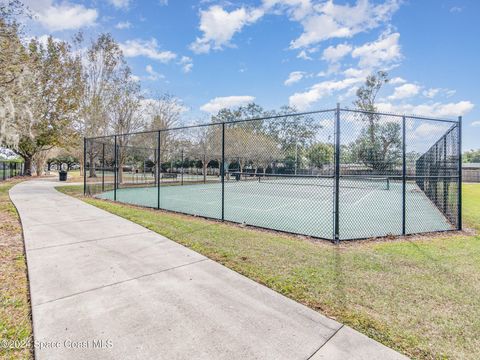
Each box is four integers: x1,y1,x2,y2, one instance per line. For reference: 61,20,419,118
307,143,334,169
195,125,223,181
211,103,267,132
209,103,322,175
5,36,82,175
248,132,281,174
0,1,29,148
267,106,320,149
352,71,401,172
265,106,321,173
464,149,480,163
109,66,143,183
144,94,185,181
75,33,125,178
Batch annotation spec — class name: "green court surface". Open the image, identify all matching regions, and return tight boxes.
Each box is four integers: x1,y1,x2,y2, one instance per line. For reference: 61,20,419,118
96,178,453,240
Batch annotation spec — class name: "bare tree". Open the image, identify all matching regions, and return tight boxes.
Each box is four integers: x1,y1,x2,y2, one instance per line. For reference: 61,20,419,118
145,94,184,180
75,33,125,178
109,67,143,183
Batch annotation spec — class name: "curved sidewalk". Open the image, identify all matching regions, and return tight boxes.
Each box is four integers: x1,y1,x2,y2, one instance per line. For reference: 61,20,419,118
10,179,408,360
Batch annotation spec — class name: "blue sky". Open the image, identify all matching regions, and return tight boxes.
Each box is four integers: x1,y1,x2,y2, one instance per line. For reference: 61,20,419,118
21,0,480,150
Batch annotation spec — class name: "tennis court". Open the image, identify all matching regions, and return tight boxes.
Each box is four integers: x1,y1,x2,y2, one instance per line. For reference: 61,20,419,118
86,107,461,241
96,174,452,240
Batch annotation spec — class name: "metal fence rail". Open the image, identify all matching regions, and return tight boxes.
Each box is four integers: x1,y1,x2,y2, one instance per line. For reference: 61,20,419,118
84,106,462,241
0,161,24,181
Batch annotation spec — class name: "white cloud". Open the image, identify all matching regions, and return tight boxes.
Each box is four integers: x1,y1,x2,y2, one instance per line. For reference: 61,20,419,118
32,1,98,31
343,67,369,78
145,65,164,81
413,122,451,139
289,76,364,110
351,31,401,69
284,71,306,86
422,88,456,99
377,101,474,118
190,5,264,54
119,38,177,63
297,50,313,60
471,121,480,127
108,0,130,9
322,43,352,63
115,21,132,29
422,88,440,99
450,6,463,13
289,0,400,49
263,0,314,21
390,77,406,85
189,1,400,54
388,83,420,100
179,56,193,73
200,96,255,113
445,89,456,97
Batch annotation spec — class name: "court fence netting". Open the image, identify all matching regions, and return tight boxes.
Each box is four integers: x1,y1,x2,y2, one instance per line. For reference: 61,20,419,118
0,161,24,181
84,106,462,242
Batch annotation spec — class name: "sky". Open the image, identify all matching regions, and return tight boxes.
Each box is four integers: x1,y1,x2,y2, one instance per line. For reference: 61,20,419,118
18,0,480,150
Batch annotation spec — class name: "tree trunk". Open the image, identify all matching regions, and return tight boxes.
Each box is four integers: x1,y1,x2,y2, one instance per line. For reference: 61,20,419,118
24,156,33,176
203,158,209,184
89,151,96,178
119,166,123,184
36,165,44,176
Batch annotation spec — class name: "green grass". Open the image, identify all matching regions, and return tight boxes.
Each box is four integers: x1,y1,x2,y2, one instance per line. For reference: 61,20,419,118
0,179,32,360
57,184,480,360
463,183,480,232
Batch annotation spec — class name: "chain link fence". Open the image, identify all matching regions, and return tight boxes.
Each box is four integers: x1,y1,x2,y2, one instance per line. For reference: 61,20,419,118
0,161,24,181
84,107,462,241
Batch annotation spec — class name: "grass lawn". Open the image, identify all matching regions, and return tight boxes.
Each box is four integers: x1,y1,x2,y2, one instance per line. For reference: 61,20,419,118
57,184,480,360
0,179,32,360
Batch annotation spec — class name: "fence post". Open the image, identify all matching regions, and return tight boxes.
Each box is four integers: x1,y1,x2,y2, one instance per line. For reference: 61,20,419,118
83,138,87,195
458,116,462,230
443,136,448,215
334,103,341,243
157,130,161,209
102,142,105,192
114,135,117,201
181,149,184,185
2,162,6,181
402,116,406,235
221,122,225,221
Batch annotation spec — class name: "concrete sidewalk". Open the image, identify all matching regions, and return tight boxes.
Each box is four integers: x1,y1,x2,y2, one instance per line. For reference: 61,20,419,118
10,180,408,360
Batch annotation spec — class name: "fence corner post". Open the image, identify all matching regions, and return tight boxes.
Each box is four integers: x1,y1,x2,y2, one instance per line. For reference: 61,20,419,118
458,116,462,230
334,103,341,243
83,137,87,195
114,135,118,202
221,122,225,221
101,142,105,192
402,116,406,235
157,130,161,209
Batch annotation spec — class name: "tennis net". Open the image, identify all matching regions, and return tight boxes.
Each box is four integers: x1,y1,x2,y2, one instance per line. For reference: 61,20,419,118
229,172,390,191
